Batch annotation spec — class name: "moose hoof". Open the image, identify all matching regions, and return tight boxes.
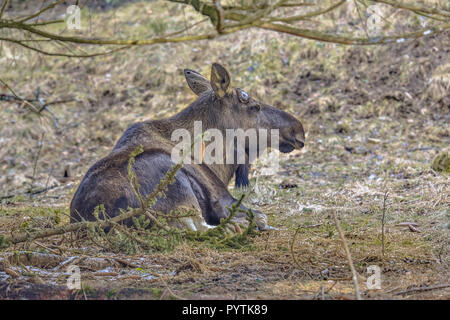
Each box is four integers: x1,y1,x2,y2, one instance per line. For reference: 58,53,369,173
233,211,274,231
253,211,276,231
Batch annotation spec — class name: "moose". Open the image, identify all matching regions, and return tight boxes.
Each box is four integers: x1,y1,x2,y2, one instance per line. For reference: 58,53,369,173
70,63,305,231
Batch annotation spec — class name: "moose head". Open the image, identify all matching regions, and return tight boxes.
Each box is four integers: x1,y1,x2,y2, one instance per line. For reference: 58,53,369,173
180,63,305,184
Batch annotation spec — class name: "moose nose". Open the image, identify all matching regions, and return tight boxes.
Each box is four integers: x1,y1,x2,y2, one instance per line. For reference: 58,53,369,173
295,133,305,148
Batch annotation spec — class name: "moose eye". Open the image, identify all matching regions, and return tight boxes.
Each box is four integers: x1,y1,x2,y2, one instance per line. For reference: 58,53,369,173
238,89,249,102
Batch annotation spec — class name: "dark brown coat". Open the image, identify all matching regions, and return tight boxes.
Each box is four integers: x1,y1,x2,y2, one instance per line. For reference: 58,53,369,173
70,63,305,230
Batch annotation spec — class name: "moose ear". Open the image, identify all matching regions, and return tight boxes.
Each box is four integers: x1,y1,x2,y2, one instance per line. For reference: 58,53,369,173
184,69,212,96
210,63,230,98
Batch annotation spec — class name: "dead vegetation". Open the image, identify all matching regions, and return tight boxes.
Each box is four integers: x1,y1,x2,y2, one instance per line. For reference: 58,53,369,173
0,1,449,299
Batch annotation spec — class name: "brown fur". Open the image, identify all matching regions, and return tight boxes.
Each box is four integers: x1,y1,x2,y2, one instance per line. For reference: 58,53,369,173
70,63,305,230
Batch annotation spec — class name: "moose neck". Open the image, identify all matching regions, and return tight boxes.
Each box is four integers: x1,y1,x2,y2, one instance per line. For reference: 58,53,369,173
205,162,239,187
167,96,240,186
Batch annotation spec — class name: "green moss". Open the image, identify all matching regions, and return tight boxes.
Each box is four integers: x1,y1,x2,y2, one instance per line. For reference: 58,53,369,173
106,289,117,299
151,287,163,299
432,151,450,173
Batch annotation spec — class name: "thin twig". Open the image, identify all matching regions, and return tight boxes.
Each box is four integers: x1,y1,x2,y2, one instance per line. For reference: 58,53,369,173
332,211,362,300
290,225,318,280
0,78,40,113
28,132,45,200
381,191,388,259
159,277,187,300
393,284,450,296
17,0,65,23
0,0,9,19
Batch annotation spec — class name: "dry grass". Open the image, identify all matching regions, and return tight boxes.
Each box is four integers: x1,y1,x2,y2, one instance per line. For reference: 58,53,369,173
0,1,449,299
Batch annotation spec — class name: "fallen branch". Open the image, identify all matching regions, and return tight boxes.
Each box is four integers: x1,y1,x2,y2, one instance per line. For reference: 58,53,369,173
394,222,422,233
0,208,137,247
0,251,127,271
0,79,73,129
0,184,59,201
0,146,183,248
393,284,450,296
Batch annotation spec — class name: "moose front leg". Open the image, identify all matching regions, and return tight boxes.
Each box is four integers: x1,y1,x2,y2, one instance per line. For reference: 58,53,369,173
211,193,269,231
234,200,269,231
235,164,250,188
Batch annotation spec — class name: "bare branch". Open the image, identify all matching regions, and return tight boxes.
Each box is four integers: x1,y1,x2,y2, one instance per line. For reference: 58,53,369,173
214,0,224,33
28,19,65,27
0,36,132,58
0,0,8,19
259,22,450,45
374,0,450,18
267,0,346,23
0,78,40,114
2,20,217,45
0,0,448,59
17,0,65,23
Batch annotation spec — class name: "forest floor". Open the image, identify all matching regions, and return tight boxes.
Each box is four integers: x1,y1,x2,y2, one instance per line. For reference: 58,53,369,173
0,1,448,299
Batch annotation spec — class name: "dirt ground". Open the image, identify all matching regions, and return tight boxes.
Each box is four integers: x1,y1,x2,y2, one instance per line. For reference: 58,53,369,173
0,1,449,299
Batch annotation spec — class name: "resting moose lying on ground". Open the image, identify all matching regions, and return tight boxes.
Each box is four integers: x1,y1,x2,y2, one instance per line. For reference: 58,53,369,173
70,63,305,231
